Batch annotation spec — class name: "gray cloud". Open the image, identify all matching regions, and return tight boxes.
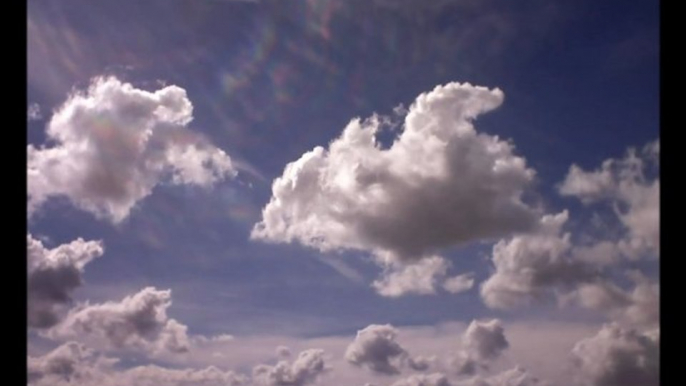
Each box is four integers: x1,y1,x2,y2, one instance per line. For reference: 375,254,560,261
345,324,408,375
28,234,104,328
453,319,509,376
571,323,658,386
462,319,508,362
47,287,190,354
345,324,429,375
559,139,659,259
252,348,328,386
252,82,540,264
28,76,236,223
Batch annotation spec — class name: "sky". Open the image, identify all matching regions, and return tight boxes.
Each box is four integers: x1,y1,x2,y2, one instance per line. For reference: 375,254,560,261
27,1,659,385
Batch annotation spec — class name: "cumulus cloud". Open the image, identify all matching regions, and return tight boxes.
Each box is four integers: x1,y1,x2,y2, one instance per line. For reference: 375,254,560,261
28,341,115,385
28,76,236,223
47,287,190,354
480,211,596,309
28,234,104,328
28,341,247,386
345,324,428,375
570,323,659,386
559,140,659,258
443,273,475,294
452,319,508,375
252,348,329,386
563,272,659,329
252,82,540,264
372,256,475,297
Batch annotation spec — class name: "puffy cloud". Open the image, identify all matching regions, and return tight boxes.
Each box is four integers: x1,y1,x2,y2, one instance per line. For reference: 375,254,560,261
462,320,508,362
28,341,115,385
563,272,659,329
28,76,235,223
559,140,659,258
372,255,475,297
252,348,329,386
47,287,190,354
453,319,508,375
28,234,104,328
480,211,595,309
570,324,659,386
252,82,540,264
345,324,428,375
28,341,247,386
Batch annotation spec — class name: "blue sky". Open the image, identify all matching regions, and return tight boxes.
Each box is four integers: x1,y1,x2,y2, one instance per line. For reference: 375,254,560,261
27,1,659,385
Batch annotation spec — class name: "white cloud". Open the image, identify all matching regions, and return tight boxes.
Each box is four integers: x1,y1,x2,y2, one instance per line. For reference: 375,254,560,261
28,234,104,328
28,76,236,223
345,324,429,375
373,256,448,297
47,287,191,355
563,272,659,329
252,82,540,264
559,140,659,258
252,348,329,386
442,273,475,294
480,211,594,309
570,324,658,386
28,341,247,386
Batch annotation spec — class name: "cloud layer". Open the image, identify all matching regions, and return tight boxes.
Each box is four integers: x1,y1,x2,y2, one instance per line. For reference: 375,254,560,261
28,341,247,386
28,76,235,223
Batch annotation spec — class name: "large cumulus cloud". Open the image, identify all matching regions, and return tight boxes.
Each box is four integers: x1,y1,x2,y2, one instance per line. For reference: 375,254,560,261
252,82,540,264
28,76,236,223
570,324,659,386
47,287,190,354
28,234,104,328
